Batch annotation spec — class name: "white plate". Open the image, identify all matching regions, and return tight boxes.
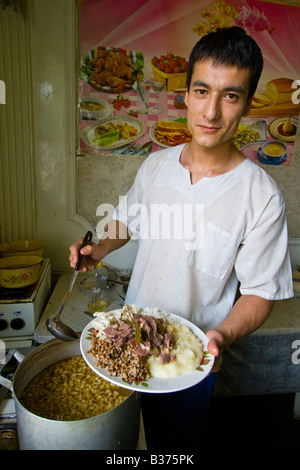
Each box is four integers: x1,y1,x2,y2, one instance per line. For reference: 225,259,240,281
149,117,189,148
81,116,145,150
80,310,214,394
269,117,298,142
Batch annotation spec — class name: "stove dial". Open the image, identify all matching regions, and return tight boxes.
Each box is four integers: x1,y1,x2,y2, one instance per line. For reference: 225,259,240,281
10,318,25,330
0,319,8,331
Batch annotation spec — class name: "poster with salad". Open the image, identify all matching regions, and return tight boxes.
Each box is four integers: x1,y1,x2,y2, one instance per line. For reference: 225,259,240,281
79,0,300,165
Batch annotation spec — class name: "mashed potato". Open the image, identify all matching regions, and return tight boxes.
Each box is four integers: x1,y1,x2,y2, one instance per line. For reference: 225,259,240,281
148,323,203,378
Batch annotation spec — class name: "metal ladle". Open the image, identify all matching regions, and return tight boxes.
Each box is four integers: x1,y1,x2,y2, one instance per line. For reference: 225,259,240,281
46,231,93,341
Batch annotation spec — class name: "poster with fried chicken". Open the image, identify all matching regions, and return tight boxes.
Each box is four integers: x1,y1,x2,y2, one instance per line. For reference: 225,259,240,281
79,0,300,165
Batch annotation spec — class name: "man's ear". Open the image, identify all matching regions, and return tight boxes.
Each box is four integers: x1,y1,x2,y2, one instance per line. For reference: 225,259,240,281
184,91,188,107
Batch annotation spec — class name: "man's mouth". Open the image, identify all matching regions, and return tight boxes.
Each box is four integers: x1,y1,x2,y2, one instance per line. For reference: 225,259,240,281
198,124,221,133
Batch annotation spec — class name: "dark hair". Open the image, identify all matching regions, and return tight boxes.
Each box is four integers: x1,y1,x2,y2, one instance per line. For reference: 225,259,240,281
186,26,263,100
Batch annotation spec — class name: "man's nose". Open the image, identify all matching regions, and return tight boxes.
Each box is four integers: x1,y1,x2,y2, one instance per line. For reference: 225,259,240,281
203,95,221,121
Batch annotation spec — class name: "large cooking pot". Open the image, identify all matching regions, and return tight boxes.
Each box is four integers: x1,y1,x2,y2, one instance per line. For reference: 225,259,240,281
0,337,141,450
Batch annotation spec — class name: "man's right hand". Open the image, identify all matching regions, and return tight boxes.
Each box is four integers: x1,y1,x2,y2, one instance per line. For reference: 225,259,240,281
69,220,131,272
69,238,105,272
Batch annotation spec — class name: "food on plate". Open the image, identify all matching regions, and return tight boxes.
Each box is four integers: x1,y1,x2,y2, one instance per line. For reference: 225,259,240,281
87,304,204,384
278,116,297,137
269,117,297,142
233,123,260,149
20,355,130,421
82,49,135,90
156,120,189,131
282,117,293,133
147,322,204,379
92,120,138,146
151,52,188,74
265,78,294,105
154,119,192,146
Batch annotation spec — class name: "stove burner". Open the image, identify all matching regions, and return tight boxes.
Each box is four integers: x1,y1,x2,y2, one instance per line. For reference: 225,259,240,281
0,283,36,301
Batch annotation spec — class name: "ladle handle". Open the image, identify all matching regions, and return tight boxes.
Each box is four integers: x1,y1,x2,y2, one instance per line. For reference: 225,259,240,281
0,375,13,391
75,231,93,271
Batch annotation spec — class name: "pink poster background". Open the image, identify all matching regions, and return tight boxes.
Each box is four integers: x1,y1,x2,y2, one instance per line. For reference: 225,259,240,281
80,0,300,164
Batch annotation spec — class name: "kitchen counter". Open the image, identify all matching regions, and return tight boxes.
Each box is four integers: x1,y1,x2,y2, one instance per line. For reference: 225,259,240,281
252,295,300,334
34,271,125,343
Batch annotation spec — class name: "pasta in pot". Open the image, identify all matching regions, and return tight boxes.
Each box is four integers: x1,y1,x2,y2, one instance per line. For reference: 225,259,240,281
20,356,131,421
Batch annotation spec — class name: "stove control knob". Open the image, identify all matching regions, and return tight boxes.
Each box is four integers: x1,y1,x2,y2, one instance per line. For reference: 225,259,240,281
0,319,8,331
10,318,25,330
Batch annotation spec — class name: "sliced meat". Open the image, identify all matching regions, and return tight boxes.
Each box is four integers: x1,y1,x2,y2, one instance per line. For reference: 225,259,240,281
133,343,151,356
159,353,176,364
104,312,177,362
163,331,176,349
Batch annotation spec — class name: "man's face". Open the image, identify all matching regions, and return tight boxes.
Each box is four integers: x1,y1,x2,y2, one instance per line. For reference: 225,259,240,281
185,59,252,150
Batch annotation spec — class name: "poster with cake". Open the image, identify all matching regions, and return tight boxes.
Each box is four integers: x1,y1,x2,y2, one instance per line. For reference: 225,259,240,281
80,0,300,165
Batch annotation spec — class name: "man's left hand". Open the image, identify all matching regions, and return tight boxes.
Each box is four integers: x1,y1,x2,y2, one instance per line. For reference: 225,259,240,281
205,329,225,373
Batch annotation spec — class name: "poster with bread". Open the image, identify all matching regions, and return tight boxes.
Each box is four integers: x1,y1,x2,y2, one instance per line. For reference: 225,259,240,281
249,78,300,117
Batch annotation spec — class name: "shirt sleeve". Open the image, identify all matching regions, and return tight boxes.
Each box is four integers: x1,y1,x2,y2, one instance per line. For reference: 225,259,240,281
235,200,293,300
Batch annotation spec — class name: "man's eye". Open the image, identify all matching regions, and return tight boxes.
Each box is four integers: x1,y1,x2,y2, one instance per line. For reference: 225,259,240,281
196,89,207,95
226,93,238,101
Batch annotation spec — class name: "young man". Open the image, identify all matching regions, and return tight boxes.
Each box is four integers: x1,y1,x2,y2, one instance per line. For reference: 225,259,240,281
70,27,293,448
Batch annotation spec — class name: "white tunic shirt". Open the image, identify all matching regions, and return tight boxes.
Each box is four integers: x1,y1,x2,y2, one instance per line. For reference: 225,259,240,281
113,144,293,331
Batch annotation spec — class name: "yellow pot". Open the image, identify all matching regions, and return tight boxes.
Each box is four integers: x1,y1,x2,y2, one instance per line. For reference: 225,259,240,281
0,240,46,257
0,256,43,288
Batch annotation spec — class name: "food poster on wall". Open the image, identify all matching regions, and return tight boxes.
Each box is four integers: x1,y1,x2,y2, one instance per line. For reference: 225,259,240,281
79,0,300,165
